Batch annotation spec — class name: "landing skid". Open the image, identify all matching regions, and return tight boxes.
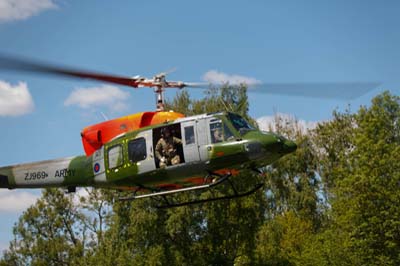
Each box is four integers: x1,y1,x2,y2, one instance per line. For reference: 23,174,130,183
119,173,230,201
157,183,263,209
119,171,264,208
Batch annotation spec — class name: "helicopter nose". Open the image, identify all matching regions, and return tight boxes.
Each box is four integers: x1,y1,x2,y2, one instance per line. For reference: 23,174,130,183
245,132,296,160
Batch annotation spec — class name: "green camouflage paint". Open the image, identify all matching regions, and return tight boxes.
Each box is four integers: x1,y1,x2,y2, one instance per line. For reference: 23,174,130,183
0,112,297,191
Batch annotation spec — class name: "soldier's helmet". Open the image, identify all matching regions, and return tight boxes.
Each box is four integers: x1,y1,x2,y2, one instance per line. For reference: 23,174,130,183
161,127,171,137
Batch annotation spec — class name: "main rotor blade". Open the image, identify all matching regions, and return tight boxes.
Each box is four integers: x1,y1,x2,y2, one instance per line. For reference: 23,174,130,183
0,54,381,99
0,54,139,87
248,82,381,100
180,82,209,88
198,82,381,100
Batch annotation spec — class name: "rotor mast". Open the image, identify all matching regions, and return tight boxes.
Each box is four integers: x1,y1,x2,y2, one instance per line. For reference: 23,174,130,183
147,72,194,112
153,73,167,111
154,87,165,111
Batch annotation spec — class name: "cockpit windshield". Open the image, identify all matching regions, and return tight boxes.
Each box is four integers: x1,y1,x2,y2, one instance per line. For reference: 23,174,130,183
227,113,255,135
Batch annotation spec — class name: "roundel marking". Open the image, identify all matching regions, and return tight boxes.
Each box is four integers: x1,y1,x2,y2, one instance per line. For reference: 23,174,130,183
94,163,101,173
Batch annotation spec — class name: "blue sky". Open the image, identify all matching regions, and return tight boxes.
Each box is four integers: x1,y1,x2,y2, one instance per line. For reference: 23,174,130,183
0,0,399,252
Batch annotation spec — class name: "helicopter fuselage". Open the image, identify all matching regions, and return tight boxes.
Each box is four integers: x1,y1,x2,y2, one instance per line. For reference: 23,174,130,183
0,112,296,192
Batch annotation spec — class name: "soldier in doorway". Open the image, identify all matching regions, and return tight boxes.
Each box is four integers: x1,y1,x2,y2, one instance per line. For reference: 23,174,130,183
155,127,182,168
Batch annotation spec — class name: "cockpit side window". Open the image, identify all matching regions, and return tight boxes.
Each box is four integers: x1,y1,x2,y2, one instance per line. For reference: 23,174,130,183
223,123,234,141
210,120,235,143
210,122,223,143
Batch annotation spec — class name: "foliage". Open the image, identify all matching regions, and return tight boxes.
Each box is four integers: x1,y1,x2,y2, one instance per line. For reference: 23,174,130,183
164,84,257,127
310,92,400,265
1,189,86,266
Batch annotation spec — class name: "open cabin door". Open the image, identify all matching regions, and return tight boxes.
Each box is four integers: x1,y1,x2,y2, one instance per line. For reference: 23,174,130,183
196,118,210,161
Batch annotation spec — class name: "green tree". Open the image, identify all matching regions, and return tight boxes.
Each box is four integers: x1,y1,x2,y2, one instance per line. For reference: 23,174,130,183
336,92,400,265
255,114,322,265
1,189,86,266
165,84,256,126
307,91,400,265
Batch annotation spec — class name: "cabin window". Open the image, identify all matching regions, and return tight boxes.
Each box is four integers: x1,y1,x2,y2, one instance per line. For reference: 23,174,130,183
184,126,195,145
128,137,147,162
108,145,123,169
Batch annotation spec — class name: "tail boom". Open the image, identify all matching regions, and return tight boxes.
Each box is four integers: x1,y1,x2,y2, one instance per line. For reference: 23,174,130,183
0,156,93,189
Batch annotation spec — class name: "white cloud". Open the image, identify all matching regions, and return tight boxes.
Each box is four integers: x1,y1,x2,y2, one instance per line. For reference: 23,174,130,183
64,85,130,112
203,70,261,86
257,113,319,133
0,80,34,116
0,190,39,212
0,0,57,22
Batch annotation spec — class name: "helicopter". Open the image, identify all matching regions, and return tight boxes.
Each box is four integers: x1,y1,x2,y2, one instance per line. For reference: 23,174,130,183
0,55,379,207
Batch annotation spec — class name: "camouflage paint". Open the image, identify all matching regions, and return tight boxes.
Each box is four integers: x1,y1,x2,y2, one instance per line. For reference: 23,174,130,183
0,112,296,191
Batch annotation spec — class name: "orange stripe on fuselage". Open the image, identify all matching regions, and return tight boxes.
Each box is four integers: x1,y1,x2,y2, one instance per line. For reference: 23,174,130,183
81,111,184,155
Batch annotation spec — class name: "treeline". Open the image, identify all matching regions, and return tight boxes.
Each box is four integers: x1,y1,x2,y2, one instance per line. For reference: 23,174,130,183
1,87,399,266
